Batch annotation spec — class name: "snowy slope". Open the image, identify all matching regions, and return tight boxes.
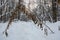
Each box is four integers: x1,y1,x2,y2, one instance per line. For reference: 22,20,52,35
0,21,60,40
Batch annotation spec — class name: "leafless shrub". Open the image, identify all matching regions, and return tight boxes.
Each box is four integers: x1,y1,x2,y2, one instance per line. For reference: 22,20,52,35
44,28,48,36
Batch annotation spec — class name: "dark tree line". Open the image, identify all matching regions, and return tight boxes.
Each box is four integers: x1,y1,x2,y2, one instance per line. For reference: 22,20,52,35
0,0,60,23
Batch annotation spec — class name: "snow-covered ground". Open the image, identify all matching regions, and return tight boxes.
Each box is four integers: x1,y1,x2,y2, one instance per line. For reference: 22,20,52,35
0,21,60,40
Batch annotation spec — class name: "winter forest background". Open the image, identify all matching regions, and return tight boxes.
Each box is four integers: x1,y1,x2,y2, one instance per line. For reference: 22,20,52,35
0,0,60,22
0,0,60,40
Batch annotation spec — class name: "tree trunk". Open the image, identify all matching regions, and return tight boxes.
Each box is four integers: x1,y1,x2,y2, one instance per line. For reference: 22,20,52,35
52,0,57,22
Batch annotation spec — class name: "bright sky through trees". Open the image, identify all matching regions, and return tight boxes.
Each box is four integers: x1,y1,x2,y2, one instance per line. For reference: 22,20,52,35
24,0,38,10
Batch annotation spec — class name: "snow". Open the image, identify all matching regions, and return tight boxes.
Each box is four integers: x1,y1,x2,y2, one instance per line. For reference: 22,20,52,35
0,21,60,40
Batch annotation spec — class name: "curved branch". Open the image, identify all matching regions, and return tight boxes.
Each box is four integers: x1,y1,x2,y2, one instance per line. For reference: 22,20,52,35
0,0,8,8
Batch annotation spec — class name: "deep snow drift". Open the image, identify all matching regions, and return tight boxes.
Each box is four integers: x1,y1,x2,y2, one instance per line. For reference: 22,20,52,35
0,21,60,40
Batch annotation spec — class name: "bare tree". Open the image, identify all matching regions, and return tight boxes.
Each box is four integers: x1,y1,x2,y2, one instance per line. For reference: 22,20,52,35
52,0,58,22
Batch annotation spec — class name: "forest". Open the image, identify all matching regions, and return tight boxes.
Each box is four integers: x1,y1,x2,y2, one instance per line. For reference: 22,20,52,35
0,0,60,40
